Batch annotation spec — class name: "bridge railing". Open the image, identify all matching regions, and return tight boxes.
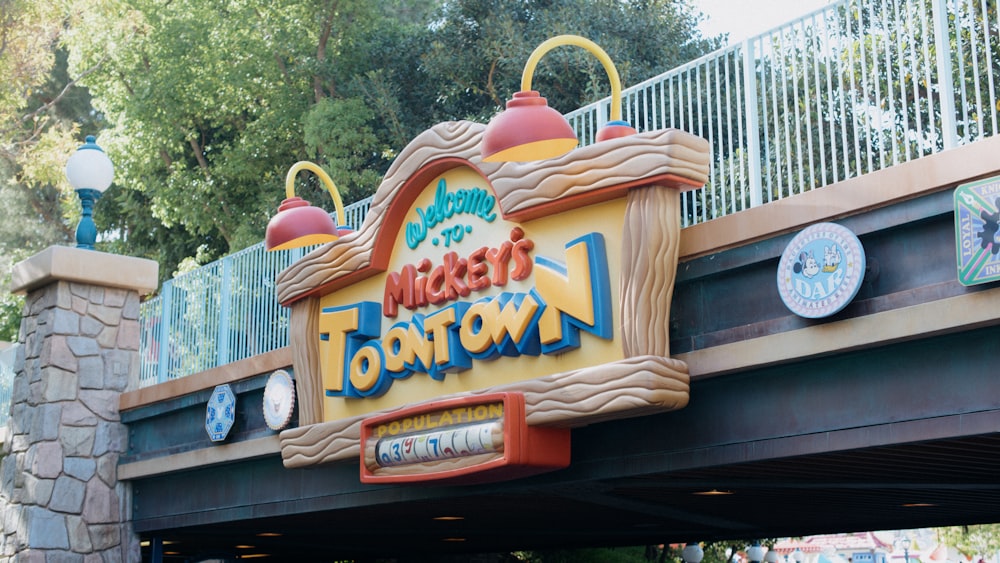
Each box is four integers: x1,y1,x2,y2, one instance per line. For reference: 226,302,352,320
136,196,373,387
566,0,998,226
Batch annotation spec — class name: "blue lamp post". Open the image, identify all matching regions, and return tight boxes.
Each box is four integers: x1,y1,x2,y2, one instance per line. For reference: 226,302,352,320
65,135,114,250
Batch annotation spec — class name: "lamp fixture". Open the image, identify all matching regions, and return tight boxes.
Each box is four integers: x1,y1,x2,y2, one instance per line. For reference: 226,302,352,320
901,535,912,563
65,135,115,250
265,161,350,251
691,488,733,496
481,34,637,162
747,542,766,563
683,543,705,563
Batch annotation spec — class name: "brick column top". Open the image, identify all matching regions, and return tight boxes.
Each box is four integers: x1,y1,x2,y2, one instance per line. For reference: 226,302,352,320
10,246,159,297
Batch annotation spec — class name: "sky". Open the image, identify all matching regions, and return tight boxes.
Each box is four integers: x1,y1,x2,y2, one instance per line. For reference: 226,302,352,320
693,0,837,43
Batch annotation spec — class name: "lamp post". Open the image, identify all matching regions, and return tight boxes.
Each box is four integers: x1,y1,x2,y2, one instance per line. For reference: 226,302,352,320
481,34,637,162
901,536,912,563
264,161,350,251
683,543,705,563
65,135,114,250
748,542,767,563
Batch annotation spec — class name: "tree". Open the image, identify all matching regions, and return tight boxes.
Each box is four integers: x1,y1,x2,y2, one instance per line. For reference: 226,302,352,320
57,0,448,280
938,525,1000,561
0,1,107,341
422,0,719,122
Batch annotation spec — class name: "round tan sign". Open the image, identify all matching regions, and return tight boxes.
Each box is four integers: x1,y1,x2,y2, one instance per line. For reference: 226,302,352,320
263,370,296,431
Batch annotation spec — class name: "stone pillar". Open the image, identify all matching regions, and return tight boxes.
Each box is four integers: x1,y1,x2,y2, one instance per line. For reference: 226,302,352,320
0,246,158,562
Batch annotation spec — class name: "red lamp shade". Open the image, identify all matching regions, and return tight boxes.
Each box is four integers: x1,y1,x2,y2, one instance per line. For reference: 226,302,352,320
265,196,341,251
481,91,578,162
595,119,638,142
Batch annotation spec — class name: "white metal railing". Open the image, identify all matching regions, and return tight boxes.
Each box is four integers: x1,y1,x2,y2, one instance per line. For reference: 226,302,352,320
566,0,1000,226
120,0,999,386
137,196,373,387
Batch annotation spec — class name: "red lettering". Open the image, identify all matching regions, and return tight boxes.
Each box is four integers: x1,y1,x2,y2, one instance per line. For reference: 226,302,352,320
441,252,470,301
415,259,431,308
467,247,490,291
486,242,513,286
426,264,446,305
382,235,535,311
511,234,534,281
383,265,417,317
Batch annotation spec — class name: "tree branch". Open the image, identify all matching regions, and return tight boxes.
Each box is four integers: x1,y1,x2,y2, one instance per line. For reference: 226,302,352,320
17,51,109,128
187,136,210,177
314,0,338,103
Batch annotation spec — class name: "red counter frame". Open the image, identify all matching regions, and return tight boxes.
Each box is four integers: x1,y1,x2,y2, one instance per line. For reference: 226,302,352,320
360,392,570,484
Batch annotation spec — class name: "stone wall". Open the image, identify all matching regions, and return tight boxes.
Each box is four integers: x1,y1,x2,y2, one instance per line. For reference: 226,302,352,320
0,247,157,563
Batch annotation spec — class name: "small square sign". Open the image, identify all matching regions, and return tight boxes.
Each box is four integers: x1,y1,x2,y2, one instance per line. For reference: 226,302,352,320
955,176,1000,286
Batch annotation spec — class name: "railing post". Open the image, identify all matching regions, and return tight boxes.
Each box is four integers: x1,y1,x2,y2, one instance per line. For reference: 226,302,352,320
742,38,764,208
598,98,610,131
217,256,232,366
932,0,958,149
156,280,173,384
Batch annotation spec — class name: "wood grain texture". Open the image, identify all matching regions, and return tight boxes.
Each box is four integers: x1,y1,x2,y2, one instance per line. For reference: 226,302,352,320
510,355,689,428
278,415,364,468
620,187,682,358
289,298,322,426
280,355,689,468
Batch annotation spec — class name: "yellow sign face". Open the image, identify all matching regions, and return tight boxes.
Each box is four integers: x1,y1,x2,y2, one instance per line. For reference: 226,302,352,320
316,165,626,422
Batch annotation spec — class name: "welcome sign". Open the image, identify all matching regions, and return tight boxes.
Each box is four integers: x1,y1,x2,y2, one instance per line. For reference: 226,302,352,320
318,165,617,410
274,121,709,482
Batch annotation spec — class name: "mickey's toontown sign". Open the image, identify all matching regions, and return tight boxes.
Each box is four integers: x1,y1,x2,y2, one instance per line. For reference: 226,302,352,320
274,120,709,483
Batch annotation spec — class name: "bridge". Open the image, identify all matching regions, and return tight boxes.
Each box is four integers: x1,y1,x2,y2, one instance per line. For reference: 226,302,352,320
3,0,1000,561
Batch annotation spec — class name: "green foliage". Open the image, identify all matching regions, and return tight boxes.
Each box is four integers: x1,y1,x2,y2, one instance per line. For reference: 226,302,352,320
938,525,1000,559
422,0,720,121
302,97,385,204
0,4,96,340
0,293,24,343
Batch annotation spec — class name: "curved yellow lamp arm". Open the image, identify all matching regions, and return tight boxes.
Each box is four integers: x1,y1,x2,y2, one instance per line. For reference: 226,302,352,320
519,34,624,123
285,161,347,227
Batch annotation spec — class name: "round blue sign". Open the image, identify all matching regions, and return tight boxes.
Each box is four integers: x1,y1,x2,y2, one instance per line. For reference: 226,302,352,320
776,222,866,318
206,384,236,442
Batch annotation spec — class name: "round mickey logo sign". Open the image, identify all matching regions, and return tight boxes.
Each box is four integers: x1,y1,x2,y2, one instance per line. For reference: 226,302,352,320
777,222,866,318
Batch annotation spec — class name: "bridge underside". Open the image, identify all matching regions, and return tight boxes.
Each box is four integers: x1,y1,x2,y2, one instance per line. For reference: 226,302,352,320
129,329,1000,560
123,172,1000,560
